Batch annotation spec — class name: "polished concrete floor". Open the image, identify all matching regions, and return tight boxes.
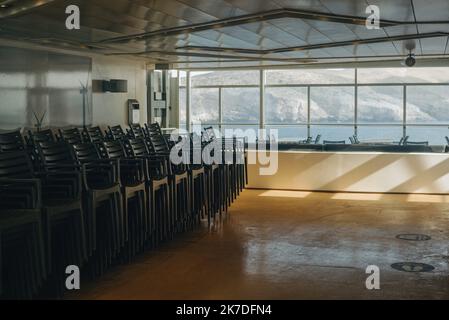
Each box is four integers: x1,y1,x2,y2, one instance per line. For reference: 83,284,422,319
70,190,449,300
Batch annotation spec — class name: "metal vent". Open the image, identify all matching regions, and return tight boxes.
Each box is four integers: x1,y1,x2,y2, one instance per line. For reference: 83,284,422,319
396,234,431,241
391,262,435,273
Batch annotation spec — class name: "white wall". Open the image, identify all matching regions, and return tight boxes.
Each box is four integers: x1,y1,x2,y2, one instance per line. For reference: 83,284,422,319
92,56,147,127
248,151,449,194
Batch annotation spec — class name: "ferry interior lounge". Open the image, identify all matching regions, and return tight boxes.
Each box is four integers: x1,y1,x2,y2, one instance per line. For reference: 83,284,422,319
1,0,449,302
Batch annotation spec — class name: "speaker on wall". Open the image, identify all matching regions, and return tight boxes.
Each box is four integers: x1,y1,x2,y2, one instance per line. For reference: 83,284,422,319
109,79,128,93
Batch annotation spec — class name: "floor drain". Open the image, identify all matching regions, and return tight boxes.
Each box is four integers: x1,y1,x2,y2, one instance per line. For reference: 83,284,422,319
396,234,431,241
391,262,435,273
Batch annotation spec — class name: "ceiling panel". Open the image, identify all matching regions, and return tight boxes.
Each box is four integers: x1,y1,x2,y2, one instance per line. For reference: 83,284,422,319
0,0,448,68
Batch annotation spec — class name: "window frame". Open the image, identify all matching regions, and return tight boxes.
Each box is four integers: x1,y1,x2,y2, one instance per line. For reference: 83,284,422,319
179,69,449,142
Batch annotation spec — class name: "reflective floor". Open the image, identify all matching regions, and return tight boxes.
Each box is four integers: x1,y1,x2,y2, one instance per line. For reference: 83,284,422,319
70,190,449,300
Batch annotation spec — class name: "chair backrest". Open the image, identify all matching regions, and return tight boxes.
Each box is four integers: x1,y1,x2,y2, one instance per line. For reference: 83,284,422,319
108,125,126,141
0,150,33,179
127,138,150,157
406,141,429,146
323,140,346,145
72,143,102,164
446,136,449,145
128,124,145,139
58,128,83,145
349,136,355,144
353,135,360,144
402,136,410,145
314,135,322,144
84,126,105,143
145,123,170,153
0,130,26,152
37,141,77,169
103,140,127,159
27,129,55,145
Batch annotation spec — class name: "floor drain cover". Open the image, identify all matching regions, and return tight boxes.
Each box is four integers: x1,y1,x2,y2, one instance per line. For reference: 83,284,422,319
391,262,435,273
396,234,431,241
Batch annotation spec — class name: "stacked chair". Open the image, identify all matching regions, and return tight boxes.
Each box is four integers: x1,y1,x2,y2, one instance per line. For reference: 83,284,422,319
145,123,191,235
0,123,247,299
0,130,86,298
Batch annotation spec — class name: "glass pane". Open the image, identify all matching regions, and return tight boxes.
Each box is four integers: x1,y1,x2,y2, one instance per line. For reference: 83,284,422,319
265,87,307,124
406,126,448,145
357,126,403,143
191,70,259,86
179,71,187,87
179,87,186,126
310,126,354,143
265,126,307,142
191,88,219,123
221,125,259,143
222,87,260,124
358,67,449,84
310,86,354,124
358,86,403,124
266,69,355,85
407,86,449,124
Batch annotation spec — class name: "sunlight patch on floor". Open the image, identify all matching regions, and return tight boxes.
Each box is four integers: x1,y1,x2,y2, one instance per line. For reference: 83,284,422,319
257,189,449,203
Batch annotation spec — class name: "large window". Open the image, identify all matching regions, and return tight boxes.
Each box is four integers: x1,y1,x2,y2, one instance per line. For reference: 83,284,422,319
406,86,449,124
310,86,354,124
265,87,307,124
266,69,355,85
222,88,259,124
357,86,403,124
191,88,219,123
179,67,449,144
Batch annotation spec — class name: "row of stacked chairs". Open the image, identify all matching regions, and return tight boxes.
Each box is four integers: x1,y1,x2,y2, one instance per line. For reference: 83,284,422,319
0,123,247,299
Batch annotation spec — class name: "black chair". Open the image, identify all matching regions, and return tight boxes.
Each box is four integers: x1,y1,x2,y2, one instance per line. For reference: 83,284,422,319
125,138,171,245
58,128,84,145
300,137,313,144
349,136,355,144
402,136,410,146
0,150,86,297
0,129,26,152
145,123,190,234
102,140,147,260
0,175,46,299
127,124,145,139
202,127,238,222
70,142,124,276
108,125,127,141
187,133,208,229
323,140,346,145
26,129,56,170
314,135,322,144
27,129,56,145
83,126,105,143
405,141,429,146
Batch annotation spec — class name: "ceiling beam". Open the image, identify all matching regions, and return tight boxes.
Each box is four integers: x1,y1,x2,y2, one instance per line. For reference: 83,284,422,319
176,32,449,55
107,50,318,63
95,7,449,44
